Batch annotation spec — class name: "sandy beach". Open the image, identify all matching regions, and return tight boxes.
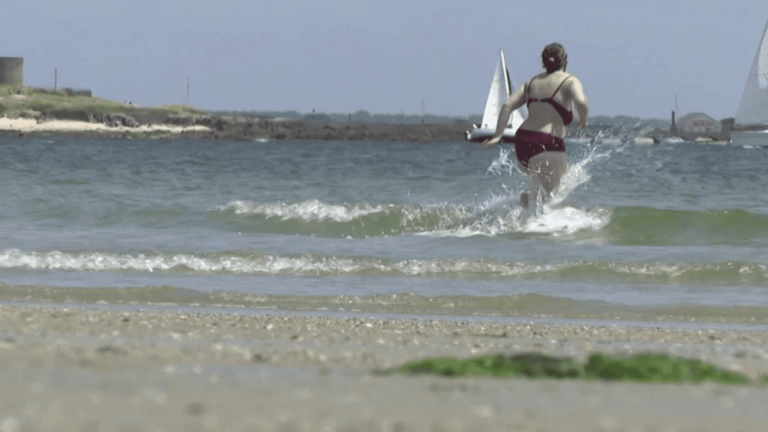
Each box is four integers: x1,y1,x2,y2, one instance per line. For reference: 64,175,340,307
1,304,768,431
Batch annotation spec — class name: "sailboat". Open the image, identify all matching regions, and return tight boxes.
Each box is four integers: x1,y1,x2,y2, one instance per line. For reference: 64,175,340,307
465,50,527,143
731,19,768,146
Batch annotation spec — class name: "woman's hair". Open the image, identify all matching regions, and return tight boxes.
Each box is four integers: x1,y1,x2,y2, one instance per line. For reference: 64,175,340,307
542,43,567,73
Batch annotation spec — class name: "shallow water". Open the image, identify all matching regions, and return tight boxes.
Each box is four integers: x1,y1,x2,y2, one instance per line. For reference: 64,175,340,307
2,135,768,324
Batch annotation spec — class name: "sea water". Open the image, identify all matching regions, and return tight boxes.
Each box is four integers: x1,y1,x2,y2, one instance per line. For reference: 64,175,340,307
2,136,768,325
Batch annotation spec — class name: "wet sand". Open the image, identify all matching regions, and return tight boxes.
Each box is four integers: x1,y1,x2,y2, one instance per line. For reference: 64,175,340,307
2,304,768,431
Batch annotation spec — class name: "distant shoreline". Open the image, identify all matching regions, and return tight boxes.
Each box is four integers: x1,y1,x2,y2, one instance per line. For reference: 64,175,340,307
0,112,474,142
2,85,699,143
0,86,475,141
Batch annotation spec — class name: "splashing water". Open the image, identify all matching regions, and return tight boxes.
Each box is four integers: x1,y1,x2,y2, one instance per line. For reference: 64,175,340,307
477,143,615,236
486,146,518,177
550,144,612,205
210,144,617,239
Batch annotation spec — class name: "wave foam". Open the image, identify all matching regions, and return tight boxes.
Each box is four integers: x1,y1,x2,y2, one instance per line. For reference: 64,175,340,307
522,206,611,236
2,249,767,284
218,199,387,222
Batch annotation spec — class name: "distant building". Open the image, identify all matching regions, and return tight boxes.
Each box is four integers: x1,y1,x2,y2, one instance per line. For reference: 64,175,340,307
676,112,722,140
0,57,23,87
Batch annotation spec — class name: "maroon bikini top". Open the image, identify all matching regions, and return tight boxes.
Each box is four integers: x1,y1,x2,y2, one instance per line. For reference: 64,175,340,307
526,76,573,126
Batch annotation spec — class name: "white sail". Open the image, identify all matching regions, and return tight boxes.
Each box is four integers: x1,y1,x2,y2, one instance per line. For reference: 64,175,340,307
465,50,527,143
735,19,768,127
501,50,527,134
479,50,527,131
479,51,509,129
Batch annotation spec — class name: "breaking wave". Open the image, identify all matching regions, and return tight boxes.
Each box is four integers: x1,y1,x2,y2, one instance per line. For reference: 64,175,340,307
2,248,768,284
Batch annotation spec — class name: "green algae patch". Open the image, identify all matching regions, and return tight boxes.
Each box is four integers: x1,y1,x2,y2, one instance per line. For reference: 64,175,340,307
377,352,751,384
378,353,582,379
583,353,748,384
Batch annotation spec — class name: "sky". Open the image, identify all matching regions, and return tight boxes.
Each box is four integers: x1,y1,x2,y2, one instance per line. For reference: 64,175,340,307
2,0,768,119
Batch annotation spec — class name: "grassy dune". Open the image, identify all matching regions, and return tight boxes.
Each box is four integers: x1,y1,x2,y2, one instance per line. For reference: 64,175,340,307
0,85,204,119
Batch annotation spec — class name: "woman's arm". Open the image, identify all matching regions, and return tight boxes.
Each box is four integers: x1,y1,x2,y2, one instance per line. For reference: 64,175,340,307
483,83,527,149
567,77,589,130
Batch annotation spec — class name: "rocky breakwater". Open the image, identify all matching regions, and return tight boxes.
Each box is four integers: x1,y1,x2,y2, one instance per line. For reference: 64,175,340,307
257,118,473,142
161,114,473,142
33,108,474,142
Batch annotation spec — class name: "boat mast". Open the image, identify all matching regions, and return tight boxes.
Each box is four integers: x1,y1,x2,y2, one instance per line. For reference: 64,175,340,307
500,50,511,96
674,94,680,116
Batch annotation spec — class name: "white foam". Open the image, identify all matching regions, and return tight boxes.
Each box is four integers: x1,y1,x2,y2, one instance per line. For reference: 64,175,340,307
0,248,357,274
219,199,387,222
521,206,611,236
0,248,566,276
2,248,760,280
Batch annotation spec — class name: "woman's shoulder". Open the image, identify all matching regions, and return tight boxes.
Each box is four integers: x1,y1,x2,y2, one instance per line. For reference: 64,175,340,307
562,71,582,82
531,71,577,82
562,73,583,89
527,72,582,93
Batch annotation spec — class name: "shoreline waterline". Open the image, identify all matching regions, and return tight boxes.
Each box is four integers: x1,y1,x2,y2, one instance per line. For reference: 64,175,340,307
6,299,768,332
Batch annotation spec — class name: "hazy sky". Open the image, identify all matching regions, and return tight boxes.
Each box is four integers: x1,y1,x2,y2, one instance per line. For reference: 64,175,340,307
3,1,767,119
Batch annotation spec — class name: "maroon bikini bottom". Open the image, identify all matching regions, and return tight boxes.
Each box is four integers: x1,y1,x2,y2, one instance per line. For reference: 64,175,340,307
514,129,566,168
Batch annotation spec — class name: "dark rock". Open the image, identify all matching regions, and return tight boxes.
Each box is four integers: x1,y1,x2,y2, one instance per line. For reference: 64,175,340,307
47,109,92,123
103,114,139,128
166,114,195,127
195,116,232,131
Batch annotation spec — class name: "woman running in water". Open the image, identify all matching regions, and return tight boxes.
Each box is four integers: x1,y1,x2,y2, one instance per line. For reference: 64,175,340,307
483,43,589,209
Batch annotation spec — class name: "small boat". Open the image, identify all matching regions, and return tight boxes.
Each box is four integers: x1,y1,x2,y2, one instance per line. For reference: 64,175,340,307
465,50,527,143
633,136,656,145
731,19,768,146
659,136,686,144
694,137,729,145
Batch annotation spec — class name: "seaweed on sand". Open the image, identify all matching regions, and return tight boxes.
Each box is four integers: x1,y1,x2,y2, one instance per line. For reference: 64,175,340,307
376,352,751,384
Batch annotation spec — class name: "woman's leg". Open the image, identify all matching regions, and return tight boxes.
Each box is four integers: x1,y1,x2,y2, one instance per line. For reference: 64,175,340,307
519,175,541,210
526,151,568,196
514,162,535,209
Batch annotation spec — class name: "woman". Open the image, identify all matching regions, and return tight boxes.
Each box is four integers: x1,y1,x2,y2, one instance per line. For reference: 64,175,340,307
483,43,588,209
